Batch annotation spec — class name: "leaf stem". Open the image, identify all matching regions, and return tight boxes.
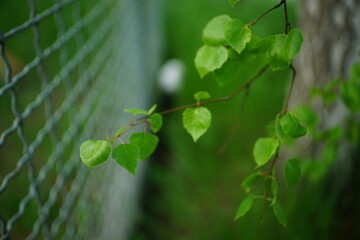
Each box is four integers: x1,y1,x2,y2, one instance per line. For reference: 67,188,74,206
258,153,278,223
248,1,284,26
159,65,269,115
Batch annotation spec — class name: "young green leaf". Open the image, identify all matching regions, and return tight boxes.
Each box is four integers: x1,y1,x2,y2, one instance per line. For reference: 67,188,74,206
225,19,252,54
241,173,261,193
130,132,159,160
183,107,212,142
228,0,240,8
124,108,149,115
269,28,303,70
112,144,140,175
273,202,287,228
253,138,279,167
234,193,254,220
284,158,301,187
279,113,307,138
202,14,231,45
148,104,157,115
211,59,240,86
115,125,127,136
80,140,112,167
194,91,211,102
283,28,303,61
148,113,163,133
195,45,229,78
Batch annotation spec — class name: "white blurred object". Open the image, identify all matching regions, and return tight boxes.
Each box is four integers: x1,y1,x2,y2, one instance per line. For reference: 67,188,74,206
158,59,185,94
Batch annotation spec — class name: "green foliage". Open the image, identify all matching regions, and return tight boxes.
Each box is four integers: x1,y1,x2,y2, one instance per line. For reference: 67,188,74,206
294,105,319,130
273,202,287,228
182,107,212,142
148,104,157,115
253,138,279,167
80,140,112,167
228,0,240,8
195,15,303,84
241,172,261,193
124,108,149,115
194,91,211,102
225,19,252,54
125,105,157,115
130,132,159,160
234,193,254,220
284,158,301,187
112,144,140,175
148,113,163,133
279,113,307,138
79,1,310,230
194,45,229,78
202,14,231,45
340,81,360,112
115,125,127,136
269,28,303,70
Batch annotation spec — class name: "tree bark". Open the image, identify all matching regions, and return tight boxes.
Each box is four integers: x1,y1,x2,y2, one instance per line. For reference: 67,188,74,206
289,0,360,238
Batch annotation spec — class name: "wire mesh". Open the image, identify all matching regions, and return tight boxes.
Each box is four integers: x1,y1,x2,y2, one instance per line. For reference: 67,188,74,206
0,0,163,239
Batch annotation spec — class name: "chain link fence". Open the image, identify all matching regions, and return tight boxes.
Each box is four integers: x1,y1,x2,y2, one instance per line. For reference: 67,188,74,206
0,0,163,239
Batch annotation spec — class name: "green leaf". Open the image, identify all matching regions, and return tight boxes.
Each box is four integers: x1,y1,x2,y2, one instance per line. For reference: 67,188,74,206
183,107,212,142
115,125,127,136
225,19,252,54
112,144,140,175
195,45,229,78
124,108,149,115
148,104,157,115
284,158,301,187
194,91,211,102
253,138,279,167
241,173,261,193
269,28,303,70
228,0,240,8
279,113,307,138
340,81,360,112
130,132,159,160
234,194,254,220
202,14,231,45
283,28,303,61
211,59,241,86
273,202,287,228
80,140,112,167
148,113,163,133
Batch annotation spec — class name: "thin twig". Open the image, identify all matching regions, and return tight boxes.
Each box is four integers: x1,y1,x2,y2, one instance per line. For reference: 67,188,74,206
159,65,269,115
248,1,284,26
284,64,297,112
106,65,269,142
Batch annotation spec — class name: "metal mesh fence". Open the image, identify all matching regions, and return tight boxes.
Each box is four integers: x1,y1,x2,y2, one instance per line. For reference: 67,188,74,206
0,0,163,239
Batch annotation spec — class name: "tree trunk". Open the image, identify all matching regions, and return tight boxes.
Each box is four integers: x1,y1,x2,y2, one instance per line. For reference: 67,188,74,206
289,0,360,238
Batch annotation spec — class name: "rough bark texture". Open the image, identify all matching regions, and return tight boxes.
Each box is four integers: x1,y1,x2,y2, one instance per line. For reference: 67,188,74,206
290,0,360,238
290,0,360,157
